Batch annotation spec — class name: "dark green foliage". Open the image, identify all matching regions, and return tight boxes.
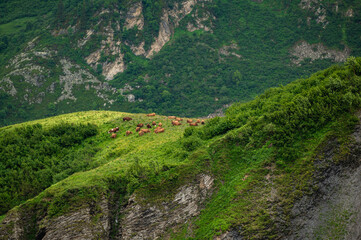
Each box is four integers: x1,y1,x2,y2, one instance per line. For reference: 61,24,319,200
0,122,98,215
1,0,360,126
110,0,361,117
181,135,202,152
187,57,361,162
55,0,65,29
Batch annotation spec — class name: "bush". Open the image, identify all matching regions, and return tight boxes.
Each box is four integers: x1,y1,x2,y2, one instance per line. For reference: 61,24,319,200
182,136,203,152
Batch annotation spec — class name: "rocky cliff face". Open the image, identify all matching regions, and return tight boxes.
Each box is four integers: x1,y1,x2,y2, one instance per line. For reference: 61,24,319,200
0,0,215,111
0,39,117,108
290,41,350,65
284,116,361,239
0,174,214,240
120,174,213,239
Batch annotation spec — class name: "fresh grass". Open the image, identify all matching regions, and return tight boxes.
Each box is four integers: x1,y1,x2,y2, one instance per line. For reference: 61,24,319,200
0,214,5,223
1,110,198,217
0,17,36,35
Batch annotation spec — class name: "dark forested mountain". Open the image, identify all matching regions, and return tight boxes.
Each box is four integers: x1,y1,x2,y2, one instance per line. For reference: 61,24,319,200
0,0,360,126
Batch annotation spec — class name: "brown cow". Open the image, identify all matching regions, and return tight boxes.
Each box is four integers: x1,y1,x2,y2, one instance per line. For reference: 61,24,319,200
172,121,182,126
189,122,198,126
147,124,152,128
108,127,118,133
168,116,176,119
126,131,132,136
136,127,141,132
147,113,156,117
158,122,163,127
196,119,201,123
187,119,193,123
152,121,156,126
141,128,151,133
201,120,205,125
139,131,144,136
137,123,144,127
154,127,165,133
176,117,183,121
123,117,132,121
111,133,117,138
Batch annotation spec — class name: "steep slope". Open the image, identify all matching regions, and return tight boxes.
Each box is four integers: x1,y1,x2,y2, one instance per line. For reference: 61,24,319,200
1,58,361,239
0,0,361,126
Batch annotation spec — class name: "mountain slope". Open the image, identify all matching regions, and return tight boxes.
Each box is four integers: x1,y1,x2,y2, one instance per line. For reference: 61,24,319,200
1,58,361,239
0,0,361,126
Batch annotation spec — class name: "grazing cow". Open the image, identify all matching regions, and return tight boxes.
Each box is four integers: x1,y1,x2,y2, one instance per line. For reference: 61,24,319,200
176,117,182,121
147,113,156,117
123,117,132,121
141,129,151,133
168,116,176,119
136,127,141,132
137,123,144,127
111,133,117,138
201,120,205,125
126,131,132,136
158,122,163,127
147,124,152,128
108,128,118,133
152,121,156,126
187,119,193,123
189,122,198,126
196,119,201,123
172,121,182,126
154,127,165,133
139,131,144,136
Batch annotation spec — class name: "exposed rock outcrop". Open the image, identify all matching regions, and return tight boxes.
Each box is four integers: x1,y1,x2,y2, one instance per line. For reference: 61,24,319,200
187,8,215,33
58,59,99,102
120,174,214,239
290,41,350,65
86,24,125,80
219,43,242,60
40,198,110,240
299,0,328,28
0,77,17,96
0,49,53,104
285,114,361,239
0,44,118,106
204,104,231,118
346,8,354,17
146,0,205,58
0,197,110,240
0,174,214,240
125,2,144,30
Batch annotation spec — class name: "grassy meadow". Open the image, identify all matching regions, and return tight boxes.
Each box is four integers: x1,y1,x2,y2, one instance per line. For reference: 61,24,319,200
0,110,203,218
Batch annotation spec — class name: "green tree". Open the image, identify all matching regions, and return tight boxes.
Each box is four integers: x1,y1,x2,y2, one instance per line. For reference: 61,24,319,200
56,0,65,28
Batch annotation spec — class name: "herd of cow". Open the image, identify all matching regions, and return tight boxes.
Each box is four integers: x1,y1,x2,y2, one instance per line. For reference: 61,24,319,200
108,113,205,138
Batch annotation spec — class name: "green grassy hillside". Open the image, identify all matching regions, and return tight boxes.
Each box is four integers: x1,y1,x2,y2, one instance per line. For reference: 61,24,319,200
1,57,361,239
0,110,193,216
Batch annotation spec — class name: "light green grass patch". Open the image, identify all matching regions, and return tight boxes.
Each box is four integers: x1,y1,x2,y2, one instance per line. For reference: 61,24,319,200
0,17,36,35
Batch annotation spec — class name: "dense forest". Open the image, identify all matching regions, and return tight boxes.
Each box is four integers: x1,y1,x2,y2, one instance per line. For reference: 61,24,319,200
0,122,98,215
0,0,360,126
